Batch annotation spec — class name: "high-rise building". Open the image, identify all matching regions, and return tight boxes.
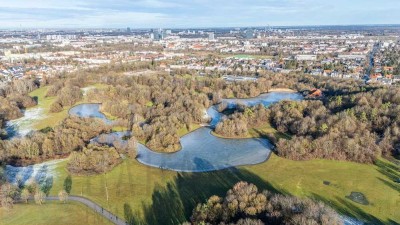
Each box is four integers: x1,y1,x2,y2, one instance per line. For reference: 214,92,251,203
208,32,215,41
151,29,164,41
151,29,160,41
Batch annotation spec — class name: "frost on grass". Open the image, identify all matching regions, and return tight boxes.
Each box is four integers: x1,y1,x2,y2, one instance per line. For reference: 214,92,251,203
5,159,66,189
5,107,46,138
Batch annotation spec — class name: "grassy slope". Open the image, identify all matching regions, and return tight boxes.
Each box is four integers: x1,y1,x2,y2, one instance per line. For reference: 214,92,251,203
50,159,176,220
47,155,399,224
0,201,113,225
246,155,400,224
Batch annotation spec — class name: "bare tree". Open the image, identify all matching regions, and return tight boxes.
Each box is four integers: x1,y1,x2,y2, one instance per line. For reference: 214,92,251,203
34,191,46,205
58,190,68,203
21,188,30,204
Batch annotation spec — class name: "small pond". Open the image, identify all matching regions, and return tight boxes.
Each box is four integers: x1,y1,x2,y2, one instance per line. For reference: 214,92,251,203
69,103,112,124
208,92,303,127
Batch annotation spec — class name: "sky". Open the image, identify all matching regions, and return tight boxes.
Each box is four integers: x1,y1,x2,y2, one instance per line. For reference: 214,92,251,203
0,0,400,28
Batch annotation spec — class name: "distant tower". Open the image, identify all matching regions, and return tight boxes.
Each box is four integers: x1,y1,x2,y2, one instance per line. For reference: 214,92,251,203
127,27,131,33
208,32,215,41
151,29,164,41
151,29,159,41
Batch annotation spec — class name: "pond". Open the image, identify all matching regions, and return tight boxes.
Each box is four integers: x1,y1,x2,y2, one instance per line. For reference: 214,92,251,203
136,128,272,172
68,103,112,124
91,129,272,172
86,91,303,172
208,92,304,127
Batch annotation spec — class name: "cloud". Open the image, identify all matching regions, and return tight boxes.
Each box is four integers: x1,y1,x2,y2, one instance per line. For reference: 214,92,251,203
0,0,399,28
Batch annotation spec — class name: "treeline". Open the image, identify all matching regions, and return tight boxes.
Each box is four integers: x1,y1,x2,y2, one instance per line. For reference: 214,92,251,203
0,171,70,209
0,79,38,137
215,85,400,163
189,181,341,225
0,115,139,174
0,117,110,166
68,135,137,175
270,101,380,163
68,144,121,175
272,87,400,162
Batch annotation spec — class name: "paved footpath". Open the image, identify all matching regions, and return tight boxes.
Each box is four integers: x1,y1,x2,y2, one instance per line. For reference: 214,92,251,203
45,196,127,225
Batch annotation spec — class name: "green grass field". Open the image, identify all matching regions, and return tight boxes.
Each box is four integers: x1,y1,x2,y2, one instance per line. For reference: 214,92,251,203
45,154,399,225
28,86,69,130
0,201,113,225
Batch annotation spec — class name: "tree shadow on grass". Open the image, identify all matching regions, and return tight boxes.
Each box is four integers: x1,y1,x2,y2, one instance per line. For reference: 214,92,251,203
377,177,400,193
310,193,399,225
375,159,400,195
134,167,287,225
375,160,399,182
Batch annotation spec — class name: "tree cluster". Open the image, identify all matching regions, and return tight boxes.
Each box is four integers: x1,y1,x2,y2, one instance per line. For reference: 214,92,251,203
190,181,341,225
269,87,400,162
215,106,269,137
67,144,121,175
0,117,110,165
0,79,38,136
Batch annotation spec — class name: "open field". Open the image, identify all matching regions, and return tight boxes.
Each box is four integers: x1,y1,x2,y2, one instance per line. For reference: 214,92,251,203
49,159,177,221
46,154,399,225
28,86,70,130
247,155,400,225
0,201,113,225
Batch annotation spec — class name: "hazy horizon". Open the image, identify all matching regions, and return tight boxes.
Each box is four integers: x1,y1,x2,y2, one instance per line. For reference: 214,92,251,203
1,0,400,28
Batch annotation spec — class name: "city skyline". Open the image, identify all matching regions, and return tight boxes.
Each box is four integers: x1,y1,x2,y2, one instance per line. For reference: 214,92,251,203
1,0,400,28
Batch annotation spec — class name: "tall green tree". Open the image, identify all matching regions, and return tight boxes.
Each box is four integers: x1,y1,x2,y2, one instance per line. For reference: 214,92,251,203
63,175,72,194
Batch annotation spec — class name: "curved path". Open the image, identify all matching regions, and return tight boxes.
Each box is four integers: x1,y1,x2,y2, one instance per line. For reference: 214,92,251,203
45,195,127,225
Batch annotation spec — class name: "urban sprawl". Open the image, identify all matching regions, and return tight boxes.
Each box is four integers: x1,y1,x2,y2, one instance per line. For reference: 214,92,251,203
1,26,400,86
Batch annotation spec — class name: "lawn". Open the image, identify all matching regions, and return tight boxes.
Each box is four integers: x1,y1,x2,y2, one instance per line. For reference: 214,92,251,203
0,201,113,225
49,159,177,221
246,155,400,225
46,154,399,225
28,86,69,130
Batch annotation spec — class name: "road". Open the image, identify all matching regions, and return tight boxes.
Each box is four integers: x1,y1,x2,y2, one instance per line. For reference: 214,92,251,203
45,196,127,225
